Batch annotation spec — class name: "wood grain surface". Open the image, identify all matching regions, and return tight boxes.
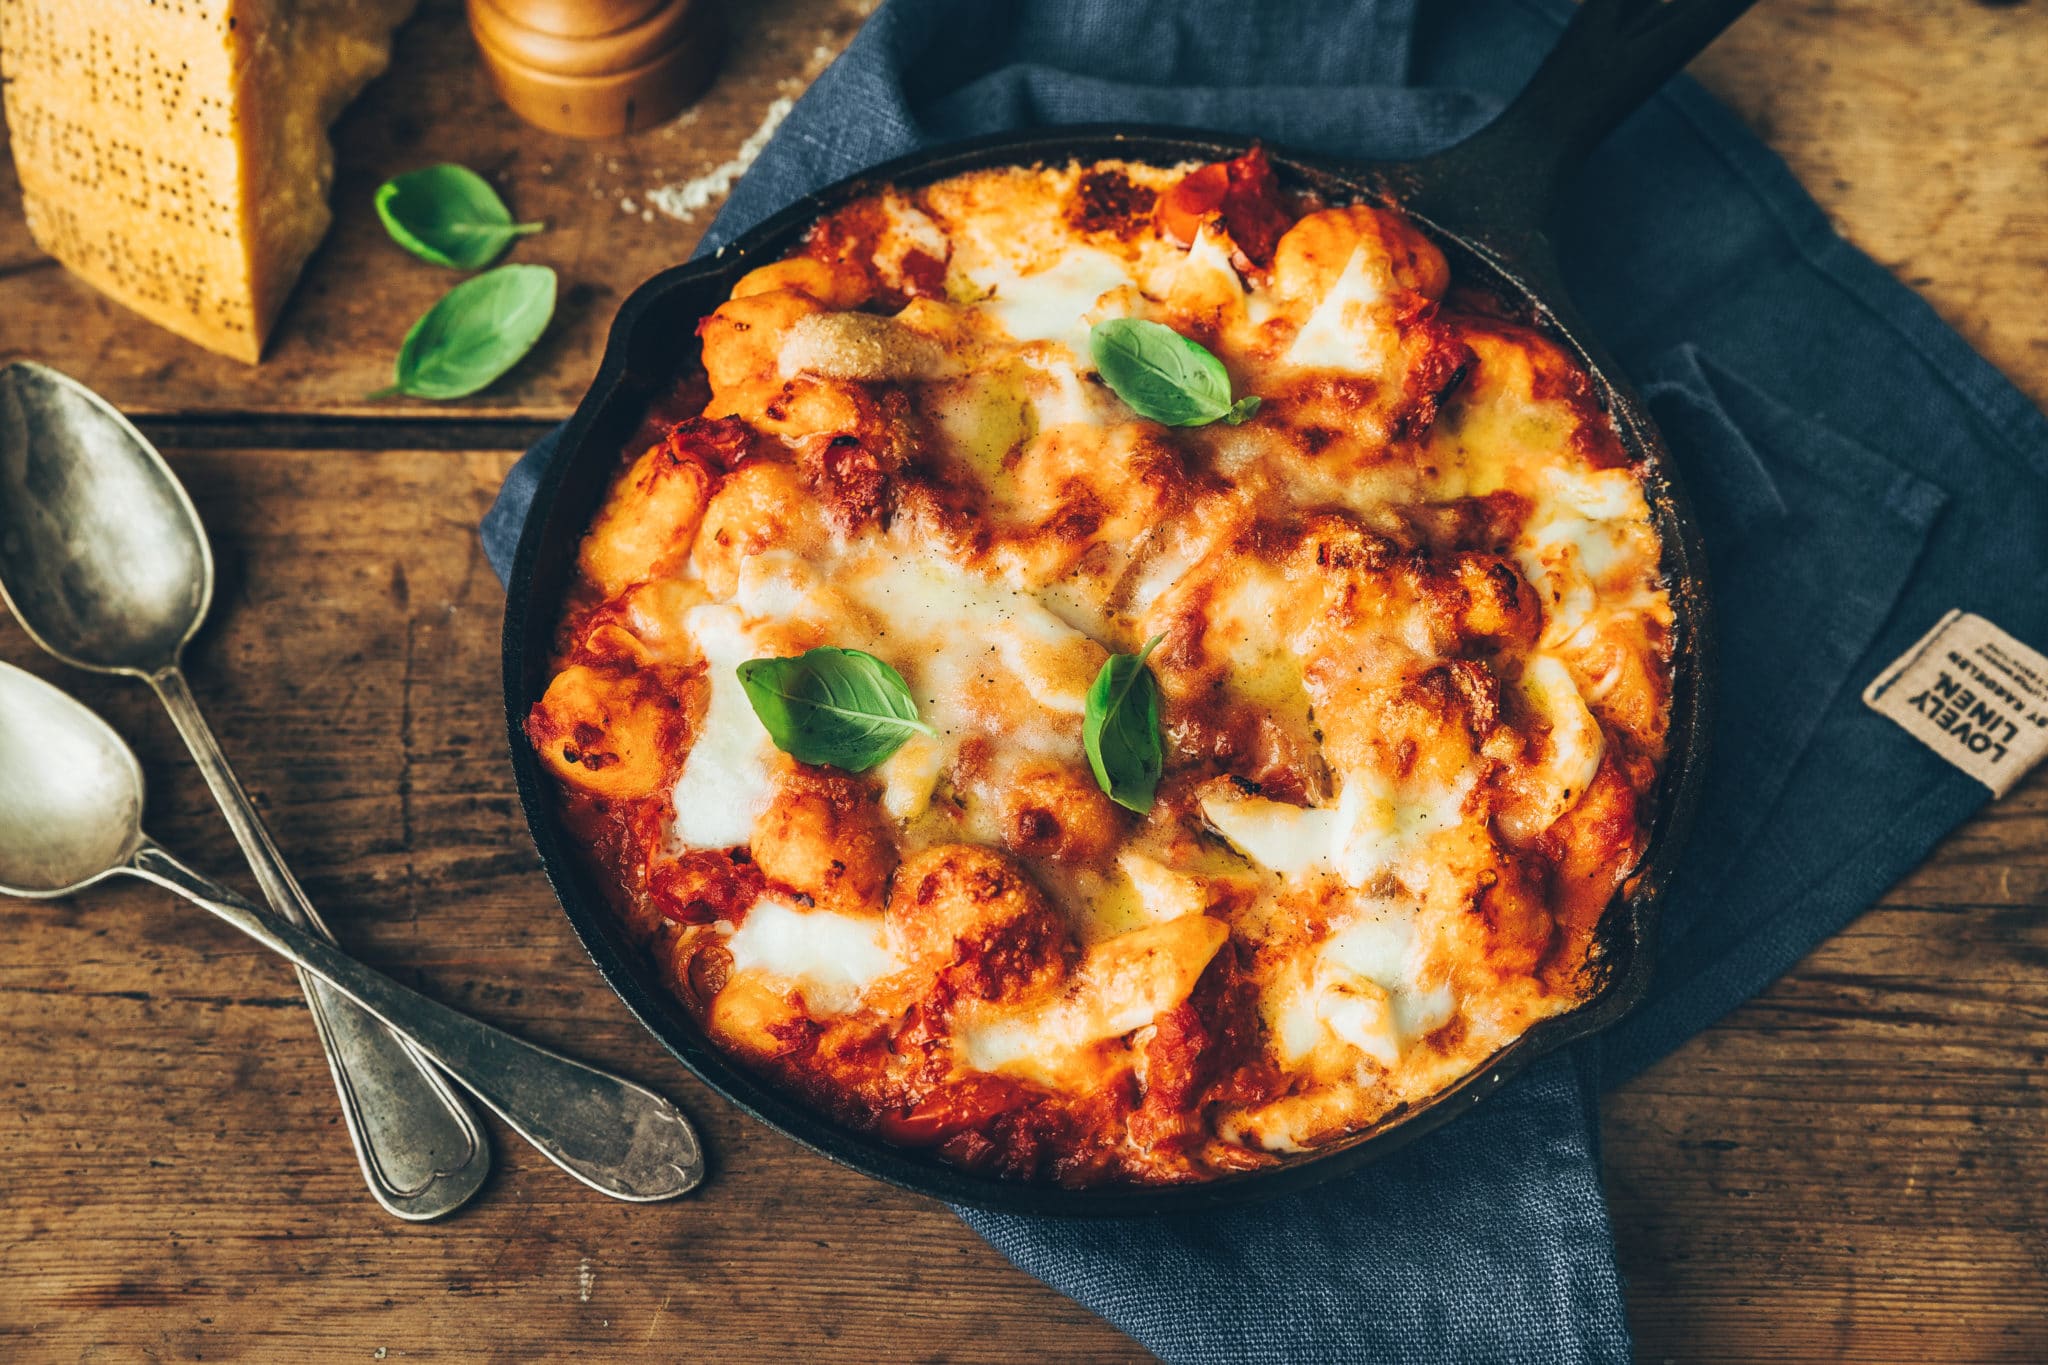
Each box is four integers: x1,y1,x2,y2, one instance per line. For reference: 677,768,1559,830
2,1,2046,1361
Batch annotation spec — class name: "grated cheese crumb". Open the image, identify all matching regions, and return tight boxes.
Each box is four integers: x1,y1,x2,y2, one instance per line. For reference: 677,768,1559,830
647,96,795,223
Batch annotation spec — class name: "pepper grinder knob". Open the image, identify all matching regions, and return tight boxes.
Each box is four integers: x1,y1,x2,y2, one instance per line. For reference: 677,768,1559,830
468,0,723,140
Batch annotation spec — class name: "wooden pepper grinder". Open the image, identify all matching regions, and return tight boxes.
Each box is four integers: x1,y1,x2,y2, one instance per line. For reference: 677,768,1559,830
469,0,723,140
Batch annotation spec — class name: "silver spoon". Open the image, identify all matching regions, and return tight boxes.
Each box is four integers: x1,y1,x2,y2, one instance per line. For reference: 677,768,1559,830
0,361,489,1219
0,662,705,1200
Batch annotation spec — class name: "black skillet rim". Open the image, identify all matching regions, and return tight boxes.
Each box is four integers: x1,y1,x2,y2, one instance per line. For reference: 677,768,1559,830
502,125,1714,1218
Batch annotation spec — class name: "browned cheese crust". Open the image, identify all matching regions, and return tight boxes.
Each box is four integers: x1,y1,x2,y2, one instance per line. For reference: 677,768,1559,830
528,151,1673,1186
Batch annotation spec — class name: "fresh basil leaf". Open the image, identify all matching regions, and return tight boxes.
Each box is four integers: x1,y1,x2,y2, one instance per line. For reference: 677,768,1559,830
375,264,557,401
1089,318,1258,428
1084,634,1166,813
738,647,936,771
375,164,544,270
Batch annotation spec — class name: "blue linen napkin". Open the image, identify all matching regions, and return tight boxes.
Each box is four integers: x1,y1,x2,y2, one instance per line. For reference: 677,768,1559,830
482,1,2048,1358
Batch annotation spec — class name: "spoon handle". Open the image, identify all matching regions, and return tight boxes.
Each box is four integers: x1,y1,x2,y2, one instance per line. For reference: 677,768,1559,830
148,667,490,1221
127,838,705,1202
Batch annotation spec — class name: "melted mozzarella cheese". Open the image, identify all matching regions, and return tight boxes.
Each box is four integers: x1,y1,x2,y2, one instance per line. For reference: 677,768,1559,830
1525,653,1604,800
969,246,1136,350
1548,464,1645,522
1396,981,1459,1043
1125,523,1216,616
1117,852,1207,924
725,898,899,1016
843,548,1099,729
1272,904,1456,1070
1331,771,1472,887
1200,768,1473,889
1315,980,1401,1068
877,733,946,821
671,605,777,848
924,367,1037,469
1016,349,1120,430
1516,541,1599,646
681,535,1104,843
1202,792,1344,879
1497,653,1606,845
733,550,839,622
871,196,949,284
1284,245,1396,373
1324,912,1456,1043
959,917,1229,1079
1158,227,1247,329
1517,466,1658,646
1206,556,1297,646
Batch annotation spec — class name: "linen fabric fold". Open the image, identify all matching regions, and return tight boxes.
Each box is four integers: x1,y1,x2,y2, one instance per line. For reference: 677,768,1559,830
482,1,2048,1359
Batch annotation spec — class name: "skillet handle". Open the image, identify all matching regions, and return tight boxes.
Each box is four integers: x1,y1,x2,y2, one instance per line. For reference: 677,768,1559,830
1407,0,1757,249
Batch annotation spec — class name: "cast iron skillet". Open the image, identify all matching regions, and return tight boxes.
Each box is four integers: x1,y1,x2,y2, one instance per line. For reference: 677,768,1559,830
504,0,1752,1216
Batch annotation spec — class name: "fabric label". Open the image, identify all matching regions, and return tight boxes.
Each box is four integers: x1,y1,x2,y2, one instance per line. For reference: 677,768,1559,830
1862,610,2048,796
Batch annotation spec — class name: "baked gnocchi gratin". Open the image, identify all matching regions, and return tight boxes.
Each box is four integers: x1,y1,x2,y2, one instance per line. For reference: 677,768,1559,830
527,151,1673,1186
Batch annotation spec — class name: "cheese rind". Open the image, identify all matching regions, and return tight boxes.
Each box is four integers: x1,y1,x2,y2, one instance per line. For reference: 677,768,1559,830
0,0,416,362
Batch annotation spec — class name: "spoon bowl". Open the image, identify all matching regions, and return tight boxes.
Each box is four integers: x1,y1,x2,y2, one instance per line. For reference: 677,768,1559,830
0,665,142,897
0,661,705,1201
0,361,211,676
0,361,494,1220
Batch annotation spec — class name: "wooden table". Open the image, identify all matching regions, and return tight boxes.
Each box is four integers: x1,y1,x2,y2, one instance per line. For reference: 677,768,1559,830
3,2,2045,1359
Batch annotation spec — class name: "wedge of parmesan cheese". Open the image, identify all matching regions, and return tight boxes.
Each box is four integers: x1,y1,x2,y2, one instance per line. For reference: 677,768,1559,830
0,0,416,362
